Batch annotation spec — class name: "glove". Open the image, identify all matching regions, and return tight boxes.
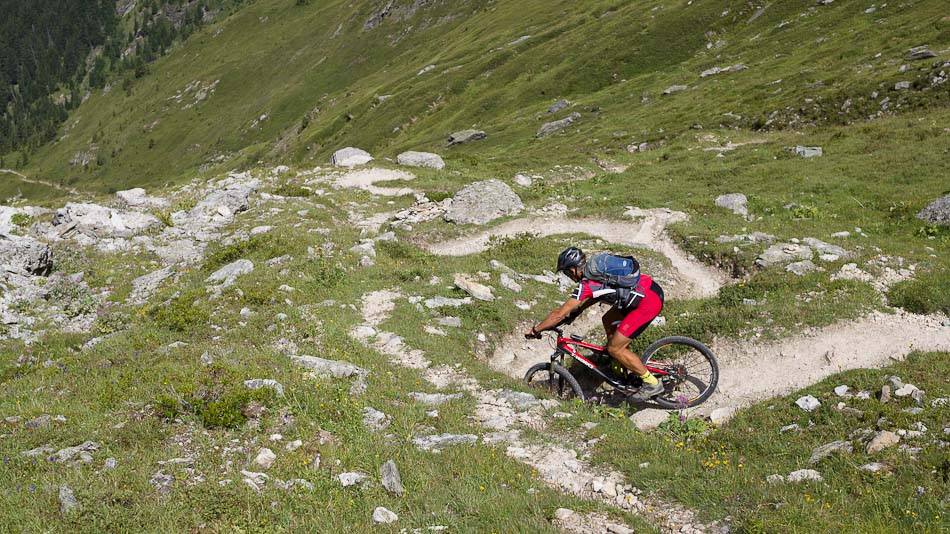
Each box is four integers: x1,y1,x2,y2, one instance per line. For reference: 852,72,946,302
524,327,542,340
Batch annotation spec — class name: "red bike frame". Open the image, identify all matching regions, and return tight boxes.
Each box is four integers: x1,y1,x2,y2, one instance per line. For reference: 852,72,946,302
555,333,671,384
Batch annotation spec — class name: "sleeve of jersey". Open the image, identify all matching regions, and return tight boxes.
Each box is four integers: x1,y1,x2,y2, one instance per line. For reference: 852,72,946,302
571,282,591,302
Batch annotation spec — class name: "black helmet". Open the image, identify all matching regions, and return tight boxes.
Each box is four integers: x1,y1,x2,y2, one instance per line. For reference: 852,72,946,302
556,246,586,273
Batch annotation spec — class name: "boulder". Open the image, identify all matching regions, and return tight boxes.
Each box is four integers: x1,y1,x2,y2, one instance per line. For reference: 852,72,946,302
444,179,523,225
795,395,821,412
757,244,813,267
254,448,276,469
116,188,170,208
53,203,161,238
59,485,80,514
715,193,748,217
380,460,404,495
786,260,817,276
188,182,257,224
548,99,571,113
663,85,688,95
794,146,823,158
906,49,937,61
396,151,445,170
446,129,486,146
808,440,853,464
866,431,900,453
0,233,52,275
373,507,398,524
244,378,285,397
917,194,950,226
536,112,581,138
787,469,823,483
802,238,850,258
338,472,368,487
413,433,478,451
205,259,254,288
453,273,495,301
331,147,373,167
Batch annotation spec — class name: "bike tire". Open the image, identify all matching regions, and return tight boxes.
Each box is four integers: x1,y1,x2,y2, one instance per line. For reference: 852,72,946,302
640,336,719,409
524,362,585,401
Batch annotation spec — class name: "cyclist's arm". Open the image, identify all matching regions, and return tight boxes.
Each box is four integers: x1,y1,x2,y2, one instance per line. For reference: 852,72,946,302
532,297,584,333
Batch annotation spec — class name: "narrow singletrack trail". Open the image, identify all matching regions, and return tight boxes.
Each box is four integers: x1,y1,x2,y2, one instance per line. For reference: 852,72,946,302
0,168,80,196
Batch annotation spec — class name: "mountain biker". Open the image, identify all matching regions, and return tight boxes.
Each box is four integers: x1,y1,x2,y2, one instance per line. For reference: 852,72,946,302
524,246,665,400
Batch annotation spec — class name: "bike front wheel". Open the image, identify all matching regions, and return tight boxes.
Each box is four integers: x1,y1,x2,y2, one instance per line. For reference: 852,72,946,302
524,362,585,401
640,336,719,409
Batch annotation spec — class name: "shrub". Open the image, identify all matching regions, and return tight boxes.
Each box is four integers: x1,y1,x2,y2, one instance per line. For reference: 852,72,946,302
47,277,98,318
273,184,313,197
148,288,209,332
10,212,33,228
426,190,452,203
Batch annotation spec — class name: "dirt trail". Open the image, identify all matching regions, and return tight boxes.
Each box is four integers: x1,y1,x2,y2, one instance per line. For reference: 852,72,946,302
628,309,950,428
424,207,727,299
325,168,417,196
0,168,80,196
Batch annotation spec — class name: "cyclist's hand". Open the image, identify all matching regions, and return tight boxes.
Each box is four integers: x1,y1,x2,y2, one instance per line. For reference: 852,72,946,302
524,328,542,340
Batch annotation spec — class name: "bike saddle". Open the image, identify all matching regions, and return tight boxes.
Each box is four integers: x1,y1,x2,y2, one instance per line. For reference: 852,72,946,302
570,333,585,341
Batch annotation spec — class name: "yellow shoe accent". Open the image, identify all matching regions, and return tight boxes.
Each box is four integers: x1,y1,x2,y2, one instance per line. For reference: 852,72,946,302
640,371,658,386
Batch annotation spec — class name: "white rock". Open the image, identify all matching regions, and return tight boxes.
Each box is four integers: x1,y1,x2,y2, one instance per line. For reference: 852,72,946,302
766,474,785,484
453,274,495,301
339,472,368,487
894,384,919,397
795,395,821,412
254,448,276,469
396,151,445,170
834,385,851,397
372,506,399,524
331,147,373,167
709,406,738,425
787,469,823,483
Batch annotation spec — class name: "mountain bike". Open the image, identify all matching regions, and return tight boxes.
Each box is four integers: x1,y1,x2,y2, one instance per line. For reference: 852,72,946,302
523,327,718,408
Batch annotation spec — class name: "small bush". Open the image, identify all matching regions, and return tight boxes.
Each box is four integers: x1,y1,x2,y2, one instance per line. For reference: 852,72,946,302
152,208,174,227
47,277,98,318
791,204,820,219
426,190,452,203
204,234,289,271
273,184,312,197
306,256,345,287
148,288,209,332
10,213,33,228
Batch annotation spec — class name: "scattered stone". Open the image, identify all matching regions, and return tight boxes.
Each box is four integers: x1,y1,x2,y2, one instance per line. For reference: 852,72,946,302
206,259,254,288
363,407,392,432
907,49,937,61
413,433,478,451
339,472,368,487
331,147,373,167
802,237,850,259
880,385,891,403
894,81,911,90
766,474,785,484
444,179,523,225
380,460,404,496
499,273,522,293
757,243,813,267
290,355,368,394
408,392,464,406
59,485,80,514
787,469,823,483
860,462,888,473
244,378,285,397
51,441,99,463
103,457,118,470
780,424,801,433
129,267,173,303
373,507,399,524
547,99,571,113
446,129,487,146
254,448,276,469
834,385,851,397
894,384,919,397
52,202,161,238
453,273,495,301
662,84,688,95
795,395,821,412
786,260,817,276
809,440,853,464
866,431,900,454
793,146,823,158
700,64,747,77
397,151,445,170
716,232,775,244
536,112,581,138
931,398,948,408
437,316,463,327
715,193,748,217
150,471,175,494
424,296,472,309
116,188,170,209
513,174,533,187
0,233,53,275
494,389,541,410
917,194,950,226
709,406,738,425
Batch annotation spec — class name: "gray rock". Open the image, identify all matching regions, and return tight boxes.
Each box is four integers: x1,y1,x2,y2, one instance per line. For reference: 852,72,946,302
424,296,472,309
150,470,175,494
716,232,775,244
0,233,52,275
793,146,823,158
244,378,285,397
808,440,853,464
290,355,368,394
867,431,900,453
894,81,911,90
437,316,463,327
396,151,445,170
715,193,748,217
150,239,203,265
373,506,398,524
757,244,813,267
116,188,170,209
860,462,888,473
206,259,254,288
52,441,99,463
53,203,161,238
185,181,257,231
380,460,404,496
917,194,950,226
787,469,823,483
880,384,892,403
413,433,478,451
444,179,523,225
802,238,850,258
103,457,118,470
894,384,919,397
780,424,801,433
536,112,581,138
663,85,688,95
59,485,80,514
906,50,937,61
446,129,487,146
795,395,821,412
331,147,373,167
494,389,540,410
408,392,464,406
363,407,392,431
766,474,785,484
338,472,368,487
709,406,739,425
548,99,571,113
130,267,173,303
499,273,522,293
786,260,817,276
513,174,533,187
453,273,495,301
700,64,747,77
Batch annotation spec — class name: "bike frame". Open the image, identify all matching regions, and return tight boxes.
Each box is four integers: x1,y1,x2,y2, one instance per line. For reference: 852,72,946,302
553,334,671,389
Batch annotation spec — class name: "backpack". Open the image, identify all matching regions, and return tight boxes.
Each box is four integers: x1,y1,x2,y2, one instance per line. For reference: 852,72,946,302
582,253,645,309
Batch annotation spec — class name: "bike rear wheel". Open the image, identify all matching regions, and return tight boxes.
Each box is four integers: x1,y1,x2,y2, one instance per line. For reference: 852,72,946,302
524,362,585,401
640,336,718,408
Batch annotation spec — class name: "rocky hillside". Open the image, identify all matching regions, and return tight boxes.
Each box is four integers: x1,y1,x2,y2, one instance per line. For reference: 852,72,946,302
0,0,949,532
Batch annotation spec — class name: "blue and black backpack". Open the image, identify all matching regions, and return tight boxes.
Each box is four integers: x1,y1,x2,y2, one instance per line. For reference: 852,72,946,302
582,253,645,309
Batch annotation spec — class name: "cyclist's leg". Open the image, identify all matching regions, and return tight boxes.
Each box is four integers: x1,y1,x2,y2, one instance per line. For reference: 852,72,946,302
605,288,663,375
601,307,625,338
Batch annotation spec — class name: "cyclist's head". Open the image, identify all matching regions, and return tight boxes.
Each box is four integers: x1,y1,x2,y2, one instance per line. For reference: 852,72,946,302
556,246,586,281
